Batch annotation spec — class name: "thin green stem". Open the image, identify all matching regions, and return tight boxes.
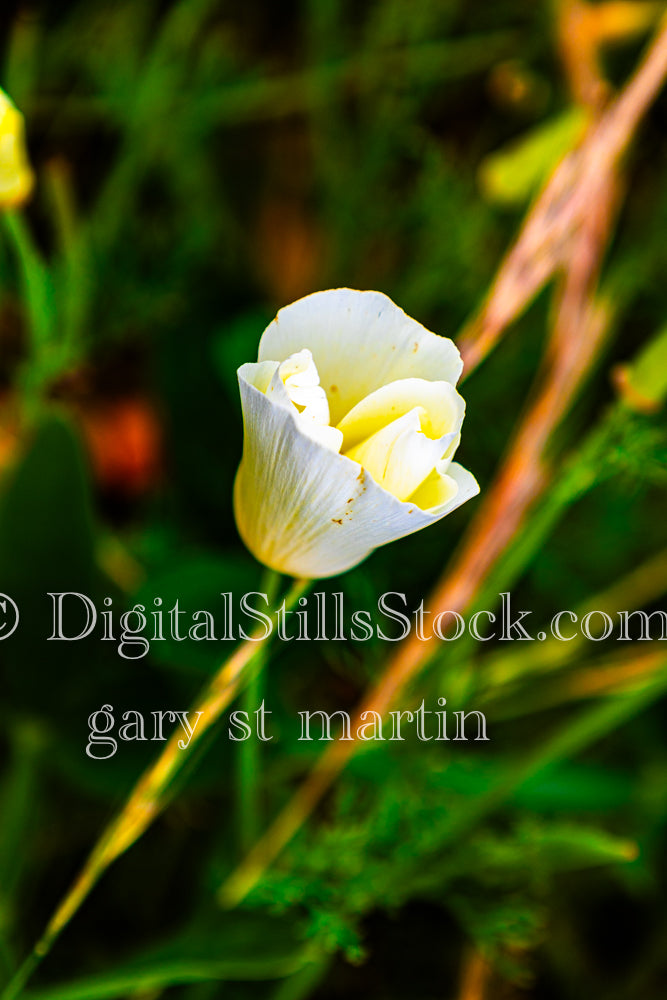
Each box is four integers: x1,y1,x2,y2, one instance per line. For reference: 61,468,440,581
0,952,39,1000
236,568,282,852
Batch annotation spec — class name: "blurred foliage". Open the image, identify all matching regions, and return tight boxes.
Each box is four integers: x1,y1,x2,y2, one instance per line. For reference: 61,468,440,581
0,1,667,999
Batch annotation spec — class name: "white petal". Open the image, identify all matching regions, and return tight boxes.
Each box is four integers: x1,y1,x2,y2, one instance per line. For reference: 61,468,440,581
271,349,331,425
234,371,478,579
258,289,463,425
295,420,343,452
242,359,343,453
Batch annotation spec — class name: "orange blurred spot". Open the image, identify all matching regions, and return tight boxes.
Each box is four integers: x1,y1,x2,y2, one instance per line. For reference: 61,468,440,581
256,198,323,304
81,398,161,495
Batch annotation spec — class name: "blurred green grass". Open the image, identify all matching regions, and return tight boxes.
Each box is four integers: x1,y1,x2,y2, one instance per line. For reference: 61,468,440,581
0,1,667,998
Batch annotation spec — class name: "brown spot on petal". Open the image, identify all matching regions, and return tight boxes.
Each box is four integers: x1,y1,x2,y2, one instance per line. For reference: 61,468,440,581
330,384,338,393
412,342,419,352
332,517,343,525
346,498,353,503
354,468,367,494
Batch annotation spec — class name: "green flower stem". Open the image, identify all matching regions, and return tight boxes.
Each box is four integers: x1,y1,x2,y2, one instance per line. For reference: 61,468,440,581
0,573,310,1000
235,568,282,852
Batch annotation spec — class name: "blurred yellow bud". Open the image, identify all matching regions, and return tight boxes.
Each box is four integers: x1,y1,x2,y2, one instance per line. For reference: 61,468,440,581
234,289,479,579
613,325,667,413
0,88,34,208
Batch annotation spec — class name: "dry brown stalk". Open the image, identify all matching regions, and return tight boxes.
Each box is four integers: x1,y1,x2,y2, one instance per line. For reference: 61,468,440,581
487,649,666,722
457,10,667,377
557,0,662,108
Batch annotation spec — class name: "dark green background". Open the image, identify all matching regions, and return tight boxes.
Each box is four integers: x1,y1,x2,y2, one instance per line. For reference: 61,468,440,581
0,2,666,998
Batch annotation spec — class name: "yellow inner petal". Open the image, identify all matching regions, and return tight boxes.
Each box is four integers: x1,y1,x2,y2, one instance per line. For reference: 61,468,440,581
262,351,464,508
339,378,463,505
337,378,463,451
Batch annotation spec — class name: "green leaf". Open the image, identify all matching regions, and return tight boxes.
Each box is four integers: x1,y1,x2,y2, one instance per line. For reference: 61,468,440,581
0,413,98,706
479,107,589,206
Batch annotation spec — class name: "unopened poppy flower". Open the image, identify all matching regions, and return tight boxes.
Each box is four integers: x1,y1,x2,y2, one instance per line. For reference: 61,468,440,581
0,88,33,208
234,289,479,578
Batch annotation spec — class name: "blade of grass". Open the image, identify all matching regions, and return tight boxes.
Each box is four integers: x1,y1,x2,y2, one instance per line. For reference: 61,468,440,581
44,160,91,362
487,650,665,721
235,567,282,853
1,212,55,411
